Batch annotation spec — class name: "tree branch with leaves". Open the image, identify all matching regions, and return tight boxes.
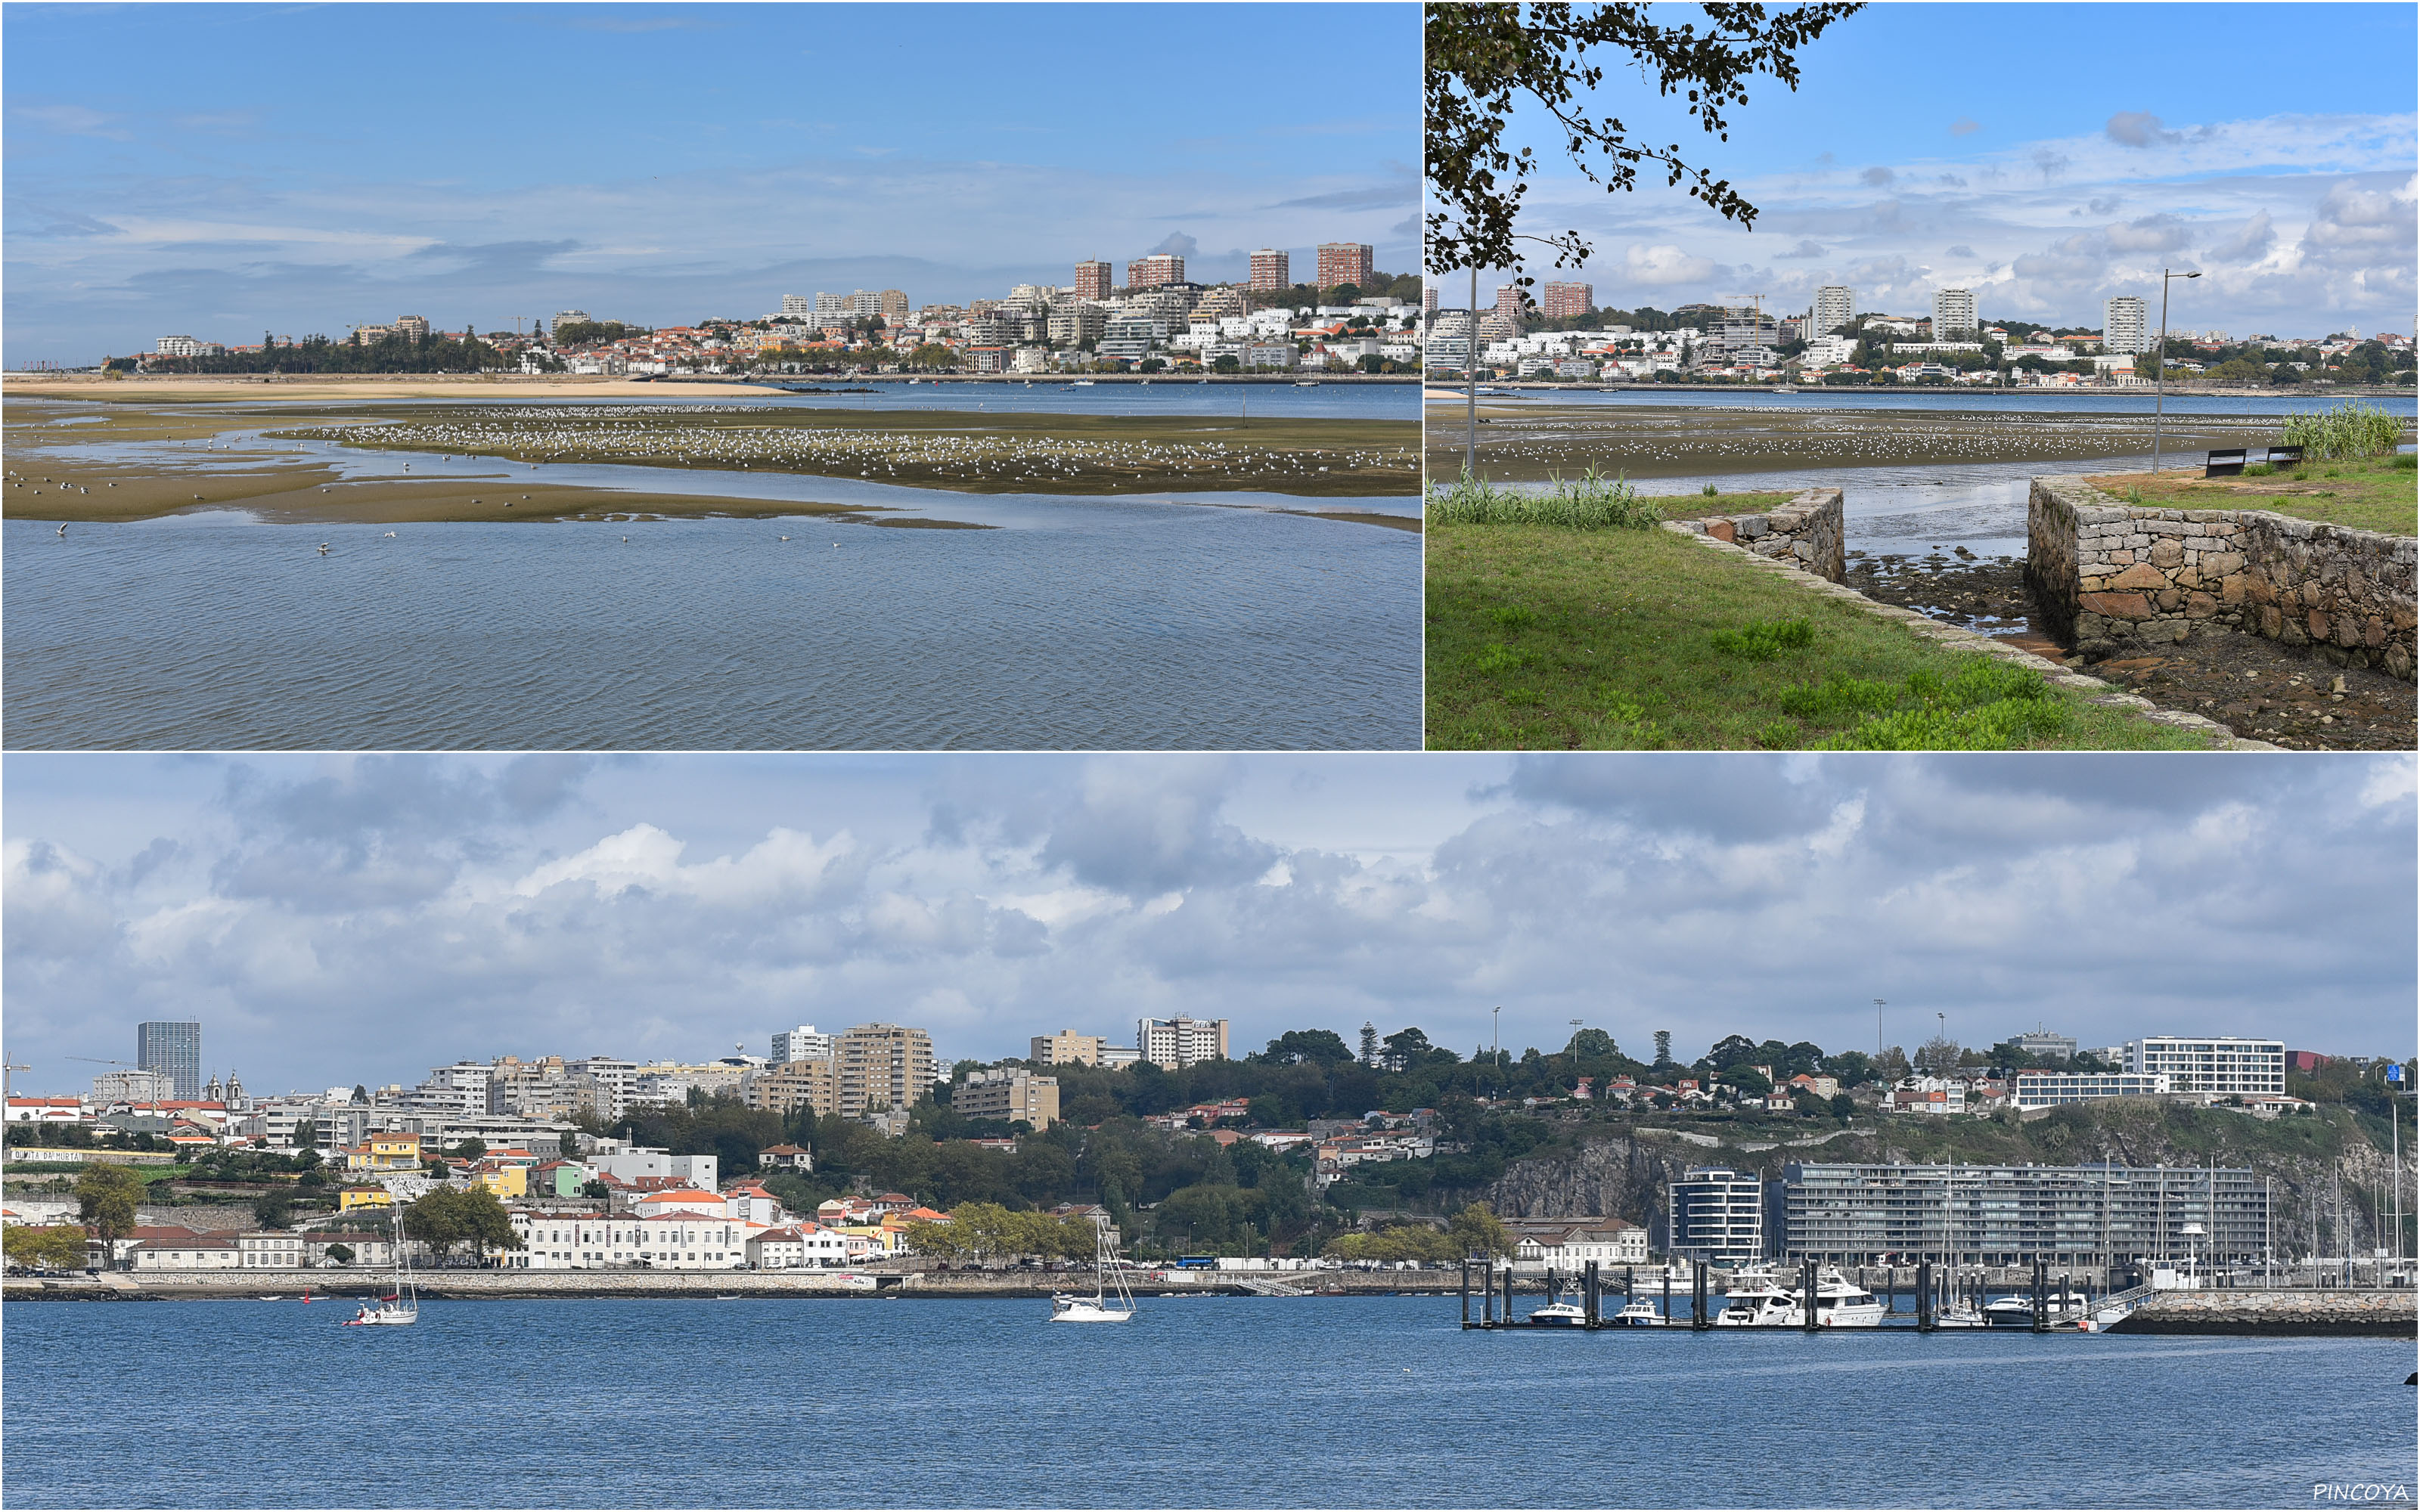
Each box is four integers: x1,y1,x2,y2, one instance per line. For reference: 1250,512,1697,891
1426,1,1864,280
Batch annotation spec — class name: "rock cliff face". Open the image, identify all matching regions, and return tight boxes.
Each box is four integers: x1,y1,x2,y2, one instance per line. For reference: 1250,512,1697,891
1486,1133,1689,1225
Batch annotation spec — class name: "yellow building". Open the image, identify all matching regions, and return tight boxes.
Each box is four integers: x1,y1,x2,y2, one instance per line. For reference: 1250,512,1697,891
339,1186,393,1213
345,1132,424,1173
473,1165,527,1201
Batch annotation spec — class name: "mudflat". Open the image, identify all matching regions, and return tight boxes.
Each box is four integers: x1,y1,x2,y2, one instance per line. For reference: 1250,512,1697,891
3,391,1416,525
1423,401,2292,482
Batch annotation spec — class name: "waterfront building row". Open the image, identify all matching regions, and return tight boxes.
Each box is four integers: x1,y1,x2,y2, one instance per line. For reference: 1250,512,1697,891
1666,1163,2273,1268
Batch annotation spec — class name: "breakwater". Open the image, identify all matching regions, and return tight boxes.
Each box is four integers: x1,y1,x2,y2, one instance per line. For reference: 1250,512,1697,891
2109,1288,2415,1337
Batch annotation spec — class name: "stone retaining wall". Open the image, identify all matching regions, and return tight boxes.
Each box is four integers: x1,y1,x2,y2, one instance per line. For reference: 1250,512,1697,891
2110,1287,2415,1337
1668,486,1844,584
2028,476,2418,679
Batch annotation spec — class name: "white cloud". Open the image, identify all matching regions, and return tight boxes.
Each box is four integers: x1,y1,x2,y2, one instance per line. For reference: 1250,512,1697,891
1624,243,1715,285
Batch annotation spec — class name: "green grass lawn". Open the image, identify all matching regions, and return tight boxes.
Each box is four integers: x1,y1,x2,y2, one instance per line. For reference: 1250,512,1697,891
2086,453,2417,536
1426,519,2220,751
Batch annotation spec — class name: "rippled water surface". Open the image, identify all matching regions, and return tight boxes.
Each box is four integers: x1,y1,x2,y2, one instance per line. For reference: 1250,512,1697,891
3,1297,2409,1507
2,502,1418,750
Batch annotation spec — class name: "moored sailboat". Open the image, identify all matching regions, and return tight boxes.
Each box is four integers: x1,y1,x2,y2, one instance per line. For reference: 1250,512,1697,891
1050,1224,1137,1322
344,1212,418,1327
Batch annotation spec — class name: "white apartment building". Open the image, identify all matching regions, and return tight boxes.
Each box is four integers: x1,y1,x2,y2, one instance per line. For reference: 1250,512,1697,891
2121,1036,2285,1097
2012,1070,2173,1110
1810,286,1855,337
1801,334,1857,367
507,1210,757,1270
2104,296,2150,355
1932,287,1978,338
155,336,207,357
587,1148,719,1188
1139,1016,1229,1070
770,1027,832,1064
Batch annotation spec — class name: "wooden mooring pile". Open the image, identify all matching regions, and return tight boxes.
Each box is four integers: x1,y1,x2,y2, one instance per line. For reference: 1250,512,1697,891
1460,1256,2088,1332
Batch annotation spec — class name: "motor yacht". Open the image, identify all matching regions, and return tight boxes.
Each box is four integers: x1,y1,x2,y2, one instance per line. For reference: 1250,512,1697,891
1714,1267,1886,1328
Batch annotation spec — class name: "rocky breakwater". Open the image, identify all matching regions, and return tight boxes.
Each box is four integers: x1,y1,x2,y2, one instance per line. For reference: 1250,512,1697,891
2110,1288,2415,1337
1666,486,1845,584
2028,476,2417,679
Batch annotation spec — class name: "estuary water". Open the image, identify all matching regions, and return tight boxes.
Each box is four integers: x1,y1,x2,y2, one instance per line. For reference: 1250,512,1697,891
2,500,1417,751
2,1296,2409,1508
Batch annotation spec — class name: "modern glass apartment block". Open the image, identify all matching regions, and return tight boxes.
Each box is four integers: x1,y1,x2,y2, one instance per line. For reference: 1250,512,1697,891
2121,1036,2287,1097
135,1020,202,1100
1773,1162,2271,1266
1667,1166,1767,1265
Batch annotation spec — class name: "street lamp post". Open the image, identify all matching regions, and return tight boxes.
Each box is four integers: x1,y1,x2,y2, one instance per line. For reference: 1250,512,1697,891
1467,265,1480,479
2151,268,2201,477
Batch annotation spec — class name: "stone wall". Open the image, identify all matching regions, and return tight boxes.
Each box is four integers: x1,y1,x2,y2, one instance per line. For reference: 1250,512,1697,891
2110,1287,2415,1336
1667,486,1844,584
2028,476,2417,679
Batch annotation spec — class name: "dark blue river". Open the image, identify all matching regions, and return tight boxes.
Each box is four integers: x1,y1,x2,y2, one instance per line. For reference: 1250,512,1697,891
2,1296,2409,1507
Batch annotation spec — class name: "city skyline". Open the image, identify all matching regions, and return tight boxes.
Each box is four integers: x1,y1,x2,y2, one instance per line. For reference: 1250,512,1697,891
5,753,2410,1095
1438,2,2415,338
1,2,1419,366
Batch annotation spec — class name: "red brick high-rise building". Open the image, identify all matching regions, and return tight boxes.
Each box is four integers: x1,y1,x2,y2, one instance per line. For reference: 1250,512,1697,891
1317,242,1374,292
1249,249,1291,290
1127,253,1185,290
1540,281,1594,321
1074,261,1113,300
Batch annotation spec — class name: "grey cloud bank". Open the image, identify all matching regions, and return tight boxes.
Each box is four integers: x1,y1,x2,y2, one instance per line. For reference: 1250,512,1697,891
4,754,2411,1097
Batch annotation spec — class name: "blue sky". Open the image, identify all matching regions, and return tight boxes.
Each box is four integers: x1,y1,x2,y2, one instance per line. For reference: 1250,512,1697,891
1448,3,2416,336
2,3,1419,365
5,753,2412,1097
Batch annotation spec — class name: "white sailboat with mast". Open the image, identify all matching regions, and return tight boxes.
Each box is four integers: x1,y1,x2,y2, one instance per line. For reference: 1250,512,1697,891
1050,1222,1137,1322
344,1211,419,1327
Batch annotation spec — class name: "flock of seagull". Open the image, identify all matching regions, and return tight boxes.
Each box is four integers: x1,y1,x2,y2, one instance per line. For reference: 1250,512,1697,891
271,404,1413,490
1432,405,2282,475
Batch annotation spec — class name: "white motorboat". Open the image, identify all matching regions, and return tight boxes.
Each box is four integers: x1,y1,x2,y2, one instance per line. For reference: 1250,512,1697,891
1050,1225,1137,1323
1714,1266,1886,1328
1528,1300,1587,1325
1611,1296,1671,1326
343,1213,418,1328
1983,1290,2091,1327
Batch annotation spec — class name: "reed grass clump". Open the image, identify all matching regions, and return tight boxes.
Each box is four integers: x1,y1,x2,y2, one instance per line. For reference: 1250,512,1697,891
1425,464,1663,529
2281,402,2408,460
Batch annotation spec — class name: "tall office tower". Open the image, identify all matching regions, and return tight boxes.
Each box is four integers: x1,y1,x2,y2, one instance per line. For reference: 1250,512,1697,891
1494,284,1526,321
1423,287,1440,315
781,295,814,315
1317,241,1374,291
1126,253,1185,290
1811,286,1855,336
876,290,909,318
1073,261,1114,300
1932,287,1978,338
2104,296,2150,354
1540,282,1594,321
1249,249,1291,291
137,1021,203,1100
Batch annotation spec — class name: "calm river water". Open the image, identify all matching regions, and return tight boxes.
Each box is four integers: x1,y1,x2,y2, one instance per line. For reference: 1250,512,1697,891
2,1296,2409,1507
